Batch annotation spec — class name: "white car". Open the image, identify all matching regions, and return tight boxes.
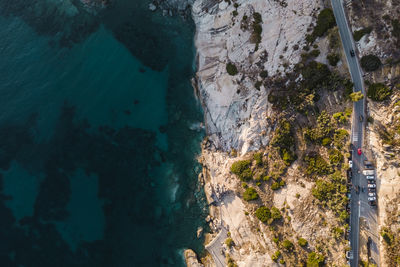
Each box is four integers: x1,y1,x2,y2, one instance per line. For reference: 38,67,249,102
349,160,353,168
367,183,376,188
368,196,376,201
368,192,376,197
366,175,375,180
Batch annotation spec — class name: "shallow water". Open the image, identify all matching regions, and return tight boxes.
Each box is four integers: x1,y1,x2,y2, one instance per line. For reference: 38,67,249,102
0,1,207,266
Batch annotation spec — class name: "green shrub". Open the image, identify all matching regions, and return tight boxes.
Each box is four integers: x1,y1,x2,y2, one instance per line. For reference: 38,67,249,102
349,91,364,102
230,160,252,180
271,207,282,220
226,62,238,75
304,152,332,176
353,27,372,41
310,49,321,57
307,252,325,266
392,19,400,41
360,55,382,72
243,187,259,201
311,8,336,41
327,53,340,66
328,148,344,165
298,237,308,247
282,239,294,251
321,137,332,146
271,119,296,164
255,206,271,223
333,129,349,149
271,251,281,262
260,70,268,78
253,12,262,24
253,152,263,166
381,228,394,245
367,83,392,101
304,111,335,144
225,237,234,248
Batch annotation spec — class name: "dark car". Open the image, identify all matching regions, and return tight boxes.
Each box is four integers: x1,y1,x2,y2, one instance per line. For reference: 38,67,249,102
350,49,355,57
368,188,376,193
359,115,363,122
369,200,377,206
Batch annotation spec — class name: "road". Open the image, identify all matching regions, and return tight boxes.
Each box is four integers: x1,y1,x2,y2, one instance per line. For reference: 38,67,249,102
205,226,227,267
330,0,366,266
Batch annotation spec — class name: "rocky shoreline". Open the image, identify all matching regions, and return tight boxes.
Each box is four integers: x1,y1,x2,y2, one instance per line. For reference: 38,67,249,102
185,0,321,266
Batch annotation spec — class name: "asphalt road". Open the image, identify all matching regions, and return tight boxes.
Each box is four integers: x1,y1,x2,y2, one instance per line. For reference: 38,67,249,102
205,226,227,267
330,0,366,266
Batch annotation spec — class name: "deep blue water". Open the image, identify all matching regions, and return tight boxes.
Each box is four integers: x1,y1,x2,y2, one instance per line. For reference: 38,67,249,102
0,1,208,266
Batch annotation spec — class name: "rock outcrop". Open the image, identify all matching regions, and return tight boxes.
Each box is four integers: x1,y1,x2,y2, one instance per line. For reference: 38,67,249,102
193,0,319,154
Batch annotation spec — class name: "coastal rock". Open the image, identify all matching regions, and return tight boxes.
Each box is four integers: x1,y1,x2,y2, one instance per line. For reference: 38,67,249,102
149,3,157,11
192,0,319,153
197,226,204,238
184,249,204,267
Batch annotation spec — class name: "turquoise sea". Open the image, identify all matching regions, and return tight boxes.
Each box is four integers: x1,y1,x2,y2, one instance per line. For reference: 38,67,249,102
0,0,208,266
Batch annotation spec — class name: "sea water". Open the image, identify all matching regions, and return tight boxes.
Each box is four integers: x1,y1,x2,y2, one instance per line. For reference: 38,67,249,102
0,1,207,266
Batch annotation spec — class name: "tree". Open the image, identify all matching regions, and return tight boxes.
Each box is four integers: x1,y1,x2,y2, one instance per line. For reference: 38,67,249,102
230,160,253,180
307,252,325,267
226,62,238,75
298,237,308,247
367,83,392,101
349,91,364,102
360,55,382,71
271,207,282,220
282,239,294,251
243,187,259,201
255,206,271,223
327,53,340,66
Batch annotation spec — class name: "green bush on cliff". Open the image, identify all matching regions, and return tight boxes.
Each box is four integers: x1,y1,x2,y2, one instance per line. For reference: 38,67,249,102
307,252,325,266
243,187,259,201
327,53,340,66
367,83,392,101
230,160,252,181
226,62,238,75
255,206,271,223
298,237,308,247
310,8,336,42
353,27,372,41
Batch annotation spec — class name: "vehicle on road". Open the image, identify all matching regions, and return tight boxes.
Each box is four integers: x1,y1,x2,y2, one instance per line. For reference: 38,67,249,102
362,187,365,193
368,188,376,193
349,150,353,159
368,183,376,188
368,192,376,197
350,49,355,57
349,160,353,168
366,175,375,180
355,185,360,194
363,169,374,176
369,200,377,206
347,170,352,178
359,115,363,122
347,193,352,199
368,196,376,201
358,148,362,155
346,250,353,260
364,160,373,169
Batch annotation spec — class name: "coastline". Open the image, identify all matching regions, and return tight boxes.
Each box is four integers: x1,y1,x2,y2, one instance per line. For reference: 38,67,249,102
186,0,321,265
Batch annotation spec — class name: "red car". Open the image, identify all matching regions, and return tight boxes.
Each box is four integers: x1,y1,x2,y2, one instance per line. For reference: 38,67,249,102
358,148,362,155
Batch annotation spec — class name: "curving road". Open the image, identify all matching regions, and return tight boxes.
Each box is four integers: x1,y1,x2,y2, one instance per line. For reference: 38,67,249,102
330,0,366,266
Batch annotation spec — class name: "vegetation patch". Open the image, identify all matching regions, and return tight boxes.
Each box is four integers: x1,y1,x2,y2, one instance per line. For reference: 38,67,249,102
304,111,335,145
226,62,238,75
307,8,336,43
312,171,348,219
271,119,296,165
353,27,372,41
230,160,253,181
250,12,263,51
367,83,392,101
307,252,325,266
304,152,332,176
360,54,382,72
327,53,340,66
298,237,308,247
243,187,259,201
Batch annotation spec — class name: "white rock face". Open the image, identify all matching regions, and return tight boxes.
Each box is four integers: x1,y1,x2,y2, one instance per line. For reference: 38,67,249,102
192,0,319,154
